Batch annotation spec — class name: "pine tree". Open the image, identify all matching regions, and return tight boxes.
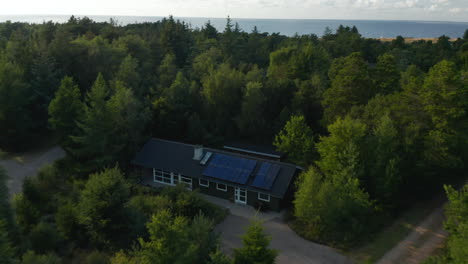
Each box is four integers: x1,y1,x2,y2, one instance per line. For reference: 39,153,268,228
48,76,84,148
71,73,113,171
233,219,277,264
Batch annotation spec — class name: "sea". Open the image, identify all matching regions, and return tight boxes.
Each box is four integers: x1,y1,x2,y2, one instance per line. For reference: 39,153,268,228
1,15,467,38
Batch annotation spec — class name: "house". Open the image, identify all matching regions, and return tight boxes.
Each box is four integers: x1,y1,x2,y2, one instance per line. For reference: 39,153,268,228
132,138,299,211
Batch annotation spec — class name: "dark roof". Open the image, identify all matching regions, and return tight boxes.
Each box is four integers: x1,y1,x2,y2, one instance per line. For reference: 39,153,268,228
132,138,297,198
223,141,284,159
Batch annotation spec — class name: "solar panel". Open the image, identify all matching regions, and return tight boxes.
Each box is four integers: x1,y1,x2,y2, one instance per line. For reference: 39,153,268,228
251,162,281,190
263,164,280,190
202,153,257,184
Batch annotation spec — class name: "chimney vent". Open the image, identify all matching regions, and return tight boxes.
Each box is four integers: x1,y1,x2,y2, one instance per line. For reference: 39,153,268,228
193,145,203,161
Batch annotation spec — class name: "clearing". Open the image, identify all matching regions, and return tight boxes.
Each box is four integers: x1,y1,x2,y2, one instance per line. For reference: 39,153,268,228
0,145,65,197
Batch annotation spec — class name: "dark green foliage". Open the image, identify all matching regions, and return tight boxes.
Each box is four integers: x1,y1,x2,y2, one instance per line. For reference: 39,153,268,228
77,167,131,249
233,219,278,264
0,220,16,264
208,250,231,264
294,117,376,245
202,63,245,134
1,17,468,261
84,251,110,264
20,251,61,264
160,185,228,223
29,221,62,254
420,60,468,168
322,53,373,124
71,74,149,172
114,55,141,93
0,167,16,243
443,185,468,263
366,114,401,206
274,115,315,166
29,55,62,132
236,81,266,138
294,167,375,245
114,210,219,264
0,169,15,262
13,194,40,234
158,53,178,90
71,73,113,171
48,76,83,147
0,59,32,151
374,53,401,94
55,201,85,244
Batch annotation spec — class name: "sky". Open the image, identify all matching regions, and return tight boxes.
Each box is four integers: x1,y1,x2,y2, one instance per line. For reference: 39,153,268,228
1,0,468,22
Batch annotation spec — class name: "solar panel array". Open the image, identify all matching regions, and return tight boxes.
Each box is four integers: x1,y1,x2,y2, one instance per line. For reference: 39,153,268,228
203,153,257,184
251,162,281,190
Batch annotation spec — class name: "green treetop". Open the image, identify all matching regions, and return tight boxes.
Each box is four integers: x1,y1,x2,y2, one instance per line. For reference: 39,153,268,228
233,219,278,264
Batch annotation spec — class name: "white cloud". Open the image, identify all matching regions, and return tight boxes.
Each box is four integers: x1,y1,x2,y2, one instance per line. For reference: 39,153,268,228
394,0,419,8
431,0,449,4
449,7,468,13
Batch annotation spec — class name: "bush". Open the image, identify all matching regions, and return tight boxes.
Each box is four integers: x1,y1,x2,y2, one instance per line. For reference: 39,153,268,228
13,193,40,234
21,251,61,264
85,250,110,264
161,185,228,223
29,221,62,254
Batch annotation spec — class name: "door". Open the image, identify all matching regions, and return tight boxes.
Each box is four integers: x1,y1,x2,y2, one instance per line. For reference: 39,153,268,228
234,187,247,205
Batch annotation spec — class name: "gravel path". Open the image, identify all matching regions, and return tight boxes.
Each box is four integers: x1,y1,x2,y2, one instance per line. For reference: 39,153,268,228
376,203,448,264
0,146,65,197
215,214,352,264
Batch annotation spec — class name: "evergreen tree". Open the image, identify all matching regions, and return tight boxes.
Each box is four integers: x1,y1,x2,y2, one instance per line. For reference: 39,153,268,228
367,114,401,205
421,60,468,168
48,76,84,148
322,53,373,124
202,63,244,133
158,53,178,90
0,59,32,151
71,73,114,172
115,55,141,95
107,81,150,165
236,81,266,138
274,115,315,167
233,219,278,264
77,167,130,249
374,53,401,94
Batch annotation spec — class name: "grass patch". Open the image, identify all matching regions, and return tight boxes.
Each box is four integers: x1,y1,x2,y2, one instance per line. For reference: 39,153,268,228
346,199,441,264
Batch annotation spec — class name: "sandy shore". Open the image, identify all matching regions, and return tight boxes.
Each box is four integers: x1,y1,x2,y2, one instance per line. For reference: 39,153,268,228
377,37,458,43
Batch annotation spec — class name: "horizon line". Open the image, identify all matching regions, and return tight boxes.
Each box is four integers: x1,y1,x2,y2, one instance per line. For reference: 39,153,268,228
1,13,468,24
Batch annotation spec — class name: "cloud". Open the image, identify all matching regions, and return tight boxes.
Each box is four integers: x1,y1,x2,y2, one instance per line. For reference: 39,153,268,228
394,0,419,8
449,7,468,13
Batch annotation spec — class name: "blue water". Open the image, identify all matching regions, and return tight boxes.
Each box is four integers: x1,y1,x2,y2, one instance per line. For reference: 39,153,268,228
0,15,467,38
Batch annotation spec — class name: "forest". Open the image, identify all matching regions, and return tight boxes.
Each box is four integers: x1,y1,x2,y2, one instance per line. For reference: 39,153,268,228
0,16,467,263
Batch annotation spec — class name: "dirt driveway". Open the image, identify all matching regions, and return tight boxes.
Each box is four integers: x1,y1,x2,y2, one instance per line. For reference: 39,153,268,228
0,146,65,197
215,214,352,264
376,200,449,264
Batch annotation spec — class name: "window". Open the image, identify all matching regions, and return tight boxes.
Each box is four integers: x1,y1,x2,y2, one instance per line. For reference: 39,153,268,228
258,193,270,202
153,169,172,185
180,175,192,190
199,179,209,187
216,183,227,191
